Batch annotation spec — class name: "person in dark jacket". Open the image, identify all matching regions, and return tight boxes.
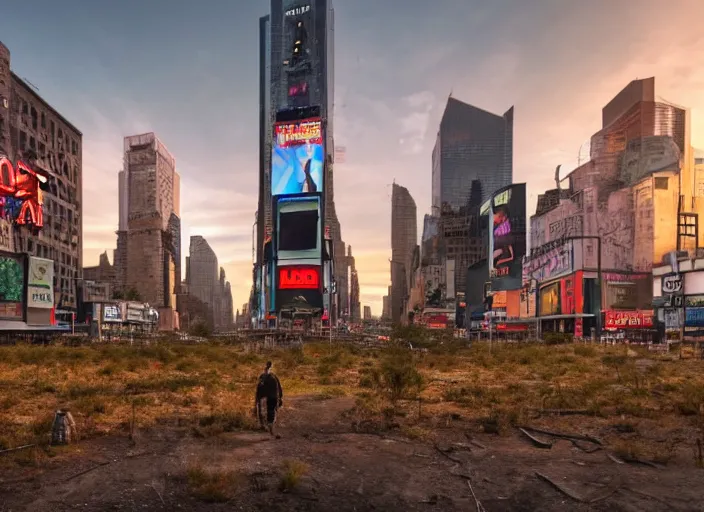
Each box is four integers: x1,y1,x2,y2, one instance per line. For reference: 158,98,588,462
254,361,283,437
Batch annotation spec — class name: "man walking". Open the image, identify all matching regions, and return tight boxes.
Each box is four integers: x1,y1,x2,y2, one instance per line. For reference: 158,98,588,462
254,361,283,438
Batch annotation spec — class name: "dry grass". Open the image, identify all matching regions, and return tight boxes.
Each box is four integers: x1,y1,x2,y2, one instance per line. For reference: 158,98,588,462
279,459,310,491
1,339,703,469
187,463,247,502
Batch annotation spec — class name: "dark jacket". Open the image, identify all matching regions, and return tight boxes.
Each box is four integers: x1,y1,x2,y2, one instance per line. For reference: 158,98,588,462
256,371,283,402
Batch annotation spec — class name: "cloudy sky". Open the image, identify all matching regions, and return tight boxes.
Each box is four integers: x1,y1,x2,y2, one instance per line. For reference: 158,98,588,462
2,0,704,315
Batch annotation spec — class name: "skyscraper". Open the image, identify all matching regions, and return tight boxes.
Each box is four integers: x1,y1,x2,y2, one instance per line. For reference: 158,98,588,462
257,0,348,320
432,97,513,212
117,133,180,313
431,97,513,299
391,183,417,324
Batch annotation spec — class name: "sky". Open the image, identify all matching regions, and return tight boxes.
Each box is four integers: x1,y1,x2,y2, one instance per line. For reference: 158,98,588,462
2,0,704,316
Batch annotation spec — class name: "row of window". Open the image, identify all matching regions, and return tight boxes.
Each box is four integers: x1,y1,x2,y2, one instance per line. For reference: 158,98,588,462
18,99,80,155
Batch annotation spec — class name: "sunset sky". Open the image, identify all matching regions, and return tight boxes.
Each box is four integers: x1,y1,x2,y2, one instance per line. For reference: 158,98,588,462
2,0,704,316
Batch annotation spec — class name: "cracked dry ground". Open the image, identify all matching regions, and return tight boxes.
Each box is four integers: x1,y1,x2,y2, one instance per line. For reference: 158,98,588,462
1,396,702,512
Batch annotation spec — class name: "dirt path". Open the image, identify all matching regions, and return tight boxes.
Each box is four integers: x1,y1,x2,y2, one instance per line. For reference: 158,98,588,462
1,396,702,511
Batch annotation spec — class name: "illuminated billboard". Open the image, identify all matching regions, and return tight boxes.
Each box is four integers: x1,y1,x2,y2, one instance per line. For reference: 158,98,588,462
271,118,323,196
0,155,49,229
0,251,25,321
278,266,320,290
488,184,526,291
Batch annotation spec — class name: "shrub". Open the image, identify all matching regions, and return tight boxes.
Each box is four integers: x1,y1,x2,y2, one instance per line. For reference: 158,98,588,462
187,464,246,502
279,459,309,491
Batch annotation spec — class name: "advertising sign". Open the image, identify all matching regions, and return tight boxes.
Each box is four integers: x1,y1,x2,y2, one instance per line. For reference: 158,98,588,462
271,117,324,196
0,252,25,320
126,303,145,323
278,266,320,290
604,310,654,330
662,274,683,294
489,184,526,290
523,239,573,283
27,257,54,309
539,283,560,316
0,156,49,228
103,303,122,323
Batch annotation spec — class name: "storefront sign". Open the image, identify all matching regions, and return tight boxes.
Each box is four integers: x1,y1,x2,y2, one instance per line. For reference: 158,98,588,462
278,266,320,290
604,310,654,329
662,274,683,294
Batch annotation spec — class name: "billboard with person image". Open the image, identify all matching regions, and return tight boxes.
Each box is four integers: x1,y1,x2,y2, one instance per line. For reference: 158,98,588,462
488,183,526,291
271,117,324,196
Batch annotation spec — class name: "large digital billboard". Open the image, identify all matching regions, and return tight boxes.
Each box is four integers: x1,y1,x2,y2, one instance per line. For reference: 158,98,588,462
271,118,323,196
0,251,25,321
488,183,526,291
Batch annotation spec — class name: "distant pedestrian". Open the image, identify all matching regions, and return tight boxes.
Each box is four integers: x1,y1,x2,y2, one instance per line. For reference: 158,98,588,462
254,361,283,438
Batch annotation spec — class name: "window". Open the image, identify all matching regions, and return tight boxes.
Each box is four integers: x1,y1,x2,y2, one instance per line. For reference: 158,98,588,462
41,112,46,129
30,107,38,130
22,101,28,115
19,130,27,149
278,210,318,251
654,177,669,190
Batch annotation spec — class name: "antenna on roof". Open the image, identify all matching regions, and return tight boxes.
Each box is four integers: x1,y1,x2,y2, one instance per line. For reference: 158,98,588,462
23,78,39,92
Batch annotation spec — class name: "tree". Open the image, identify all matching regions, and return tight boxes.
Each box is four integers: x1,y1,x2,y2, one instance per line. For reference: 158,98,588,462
190,321,211,338
112,290,124,300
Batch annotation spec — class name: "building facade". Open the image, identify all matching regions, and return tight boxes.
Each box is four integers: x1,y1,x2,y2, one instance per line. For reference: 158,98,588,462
116,133,180,316
1,42,83,310
430,98,513,306
432,97,513,212
524,77,696,341
257,0,350,322
363,305,372,320
391,183,417,323
348,245,361,321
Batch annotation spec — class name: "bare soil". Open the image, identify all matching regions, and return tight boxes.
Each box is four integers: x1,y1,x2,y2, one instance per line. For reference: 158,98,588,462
1,395,702,512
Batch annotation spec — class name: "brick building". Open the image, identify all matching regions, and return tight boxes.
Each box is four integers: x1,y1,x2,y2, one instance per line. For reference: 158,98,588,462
114,133,180,317
0,42,82,309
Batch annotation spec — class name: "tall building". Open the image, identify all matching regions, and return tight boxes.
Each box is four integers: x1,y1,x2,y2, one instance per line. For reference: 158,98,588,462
525,77,695,338
0,42,83,309
431,97,513,298
116,133,180,313
183,236,233,332
391,183,417,323
432,97,513,212
257,0,349,320
363,305,372,320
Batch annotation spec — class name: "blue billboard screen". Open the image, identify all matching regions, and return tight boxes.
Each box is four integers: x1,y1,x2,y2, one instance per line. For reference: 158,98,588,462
271,117,324,196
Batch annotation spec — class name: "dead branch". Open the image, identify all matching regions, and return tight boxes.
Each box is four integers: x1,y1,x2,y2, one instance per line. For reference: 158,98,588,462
519,428,553,449
519,426,603,446
607,453,625,464
535,471,585,502
0,444,36,456
150,484,165,506
64,461,110,482
571,440,602,453
434,443,463,464
466,479,487,512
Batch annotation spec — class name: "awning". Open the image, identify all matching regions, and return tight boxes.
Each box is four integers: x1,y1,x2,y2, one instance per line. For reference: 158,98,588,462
539,314,596,320
0,320,69,332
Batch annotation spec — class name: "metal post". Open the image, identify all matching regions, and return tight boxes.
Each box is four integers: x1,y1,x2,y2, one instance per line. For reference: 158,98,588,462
595,236,602,341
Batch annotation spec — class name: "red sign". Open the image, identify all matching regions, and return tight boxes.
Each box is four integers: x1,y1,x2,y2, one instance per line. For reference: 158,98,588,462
604,310,654,330
274,118,322,148
561,275,575,315
496,323,528,332
278,266,320,290
0,156,48,228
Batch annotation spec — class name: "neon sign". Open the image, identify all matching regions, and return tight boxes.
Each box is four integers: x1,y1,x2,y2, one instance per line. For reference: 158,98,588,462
278,266,320,290
275,119,322,147
0,156,48,229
